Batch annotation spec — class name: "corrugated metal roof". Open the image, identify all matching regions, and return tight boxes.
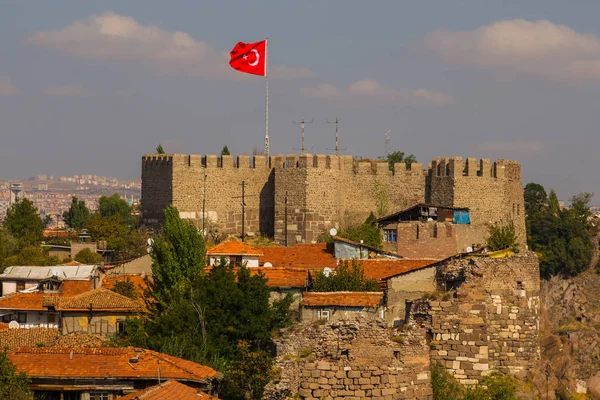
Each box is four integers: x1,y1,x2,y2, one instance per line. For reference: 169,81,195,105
0,265,97,281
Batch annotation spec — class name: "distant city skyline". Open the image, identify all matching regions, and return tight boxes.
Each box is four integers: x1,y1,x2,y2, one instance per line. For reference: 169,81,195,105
2,1,600,201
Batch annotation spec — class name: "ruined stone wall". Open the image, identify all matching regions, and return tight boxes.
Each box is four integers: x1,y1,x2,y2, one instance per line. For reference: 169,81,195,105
429,253,541,384
266,319,432,400
386,267,437,327
428,157,526,246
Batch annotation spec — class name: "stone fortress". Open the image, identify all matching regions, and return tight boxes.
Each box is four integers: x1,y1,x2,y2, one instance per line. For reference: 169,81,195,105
141,153,526,248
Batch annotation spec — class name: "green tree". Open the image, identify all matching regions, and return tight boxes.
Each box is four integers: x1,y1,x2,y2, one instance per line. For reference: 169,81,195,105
74,248,103,264
569,192,594,229
86,213,147,262
62,197,90,230
111,278,139,300
3,199,46,247
548,189,561,215
337,212,382,249
523,182,547,217
221,145,230,156
0,350,33,399
98,194,133,223
431,364,517,400
312,260,380,292
486,221,519,252
2,246,60,268
380,150,417,173
156,144,165,154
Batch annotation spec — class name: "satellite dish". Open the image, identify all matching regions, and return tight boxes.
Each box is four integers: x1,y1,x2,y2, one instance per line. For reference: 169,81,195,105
466,246,473,253
8,321,19,329
263,262,273,268
329,228,337,237
323,267,333,277
147,238,154,254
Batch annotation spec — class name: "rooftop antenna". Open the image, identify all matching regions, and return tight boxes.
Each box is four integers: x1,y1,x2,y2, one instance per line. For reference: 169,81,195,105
326,117,346,156
293,115,313,155
384,129,392,156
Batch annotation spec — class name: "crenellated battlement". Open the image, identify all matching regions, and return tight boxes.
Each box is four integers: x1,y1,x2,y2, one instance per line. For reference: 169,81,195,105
429,156,521,180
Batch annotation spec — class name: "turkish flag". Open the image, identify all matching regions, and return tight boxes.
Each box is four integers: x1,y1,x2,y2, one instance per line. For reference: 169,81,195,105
229,40,266,76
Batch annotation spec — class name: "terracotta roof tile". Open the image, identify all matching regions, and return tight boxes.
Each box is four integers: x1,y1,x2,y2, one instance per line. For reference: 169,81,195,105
0,292,46,311
251,268,308,288
302,292,384,308
359,259,437,281
257,243,337,269
208,241,263,257
59,280,94,296
61,261,83,266
0,328,59,350
102,274,151,296
0,322,8,333
52,332,106,348
9,347,218,383
120,380,218,400
57,289,141,311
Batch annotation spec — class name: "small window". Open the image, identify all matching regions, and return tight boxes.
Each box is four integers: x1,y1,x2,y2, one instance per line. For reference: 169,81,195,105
89,392,110,400
231,256,243,266
47,313,56,324
64,392,80,400
16,281,25,291
317,310,330,321
384,229,397,242
117,320,126,336
17,312,27,324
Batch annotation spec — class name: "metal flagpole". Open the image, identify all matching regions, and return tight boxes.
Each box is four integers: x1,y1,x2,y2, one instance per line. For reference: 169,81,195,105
264,38,269,158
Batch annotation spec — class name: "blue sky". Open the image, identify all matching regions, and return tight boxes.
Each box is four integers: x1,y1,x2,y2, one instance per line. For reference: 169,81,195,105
1,1,600,201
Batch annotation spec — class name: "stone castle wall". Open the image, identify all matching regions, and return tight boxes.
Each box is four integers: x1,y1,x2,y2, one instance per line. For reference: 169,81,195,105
429,253,541,384
141,154,524,244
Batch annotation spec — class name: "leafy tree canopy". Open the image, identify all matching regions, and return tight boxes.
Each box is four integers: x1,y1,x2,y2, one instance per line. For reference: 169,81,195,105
432,364,517,400
2,246,60,268
0,350,33,399
62,196,90,230
110,278,139,300
486,221,519,252
156,144,165,154
3,199,46,247
221,145,231,156
336,212,382,249
525,182,595,277
86,213,146,262
98,194,133,223
74,248,103,265
379,150,417,173
312,260,380,292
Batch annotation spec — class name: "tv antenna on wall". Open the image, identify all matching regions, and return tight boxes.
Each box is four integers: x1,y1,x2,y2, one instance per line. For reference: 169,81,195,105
293,115,313,155
326,117,346,156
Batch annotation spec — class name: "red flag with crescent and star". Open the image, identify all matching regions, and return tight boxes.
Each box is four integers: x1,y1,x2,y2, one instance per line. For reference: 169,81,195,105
229,40,267,76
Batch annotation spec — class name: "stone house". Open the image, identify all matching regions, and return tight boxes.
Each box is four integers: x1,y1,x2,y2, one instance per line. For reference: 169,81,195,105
8,346,220,399
376,204,488,259
207,240,263,267
301,292,384,322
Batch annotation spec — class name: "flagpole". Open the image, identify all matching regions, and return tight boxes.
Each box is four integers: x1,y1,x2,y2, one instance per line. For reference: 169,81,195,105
264,37,269,159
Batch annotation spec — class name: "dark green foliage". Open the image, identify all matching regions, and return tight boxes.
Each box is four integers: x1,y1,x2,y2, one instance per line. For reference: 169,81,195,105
3,199,45,247
74,248,103,264
128,207,291,399
110,278,139,300
312,260,381,292
2,246,60,268
525,182,595,277
337,212,382,249
86,213,147,262
62,197,90,230
432,364,517,400
221,145,231,156
380,150,417,172
0,350,32,399
156,144,165,154
486,221,519,252
98,194,133,224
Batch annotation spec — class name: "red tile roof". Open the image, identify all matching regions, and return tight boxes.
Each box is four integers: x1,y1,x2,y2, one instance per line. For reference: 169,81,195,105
208,241,263,257
252,268,308,288
0,292,46,311
257,243,337,269
59,280,94,296
359,259,437,281
120,380,218,400
302,292,384,308
102,274,151,296
56,289,141,311
61,261,83,266
8,347,218,383
0,322,8,333
0,328,59,350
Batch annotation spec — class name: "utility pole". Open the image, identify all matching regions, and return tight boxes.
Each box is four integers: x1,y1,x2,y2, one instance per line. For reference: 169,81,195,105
326,117,346,156
293,116,313,155
202,167,207,235
233,181,255,240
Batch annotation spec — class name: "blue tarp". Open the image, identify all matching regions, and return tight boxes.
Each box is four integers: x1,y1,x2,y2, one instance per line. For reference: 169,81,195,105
453,210,470,224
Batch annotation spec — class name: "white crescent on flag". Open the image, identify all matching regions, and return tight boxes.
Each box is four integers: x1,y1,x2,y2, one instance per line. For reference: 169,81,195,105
248,49,260,67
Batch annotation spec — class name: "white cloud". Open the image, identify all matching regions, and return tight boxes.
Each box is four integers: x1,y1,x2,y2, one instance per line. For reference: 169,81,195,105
477,140,548,155
30,12,310,80
0,77,19,96
42,84,86,97
426,19,600,83
302,79,454,106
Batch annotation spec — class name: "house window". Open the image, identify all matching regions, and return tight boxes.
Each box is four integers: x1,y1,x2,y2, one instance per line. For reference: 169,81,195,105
231,256,243,266
47,313,56,324
117,320,126,336
89,392,110,400
384,229,397,242
317,310,330,321
16,281,25,291
17,312,27,323
64,392,80,400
